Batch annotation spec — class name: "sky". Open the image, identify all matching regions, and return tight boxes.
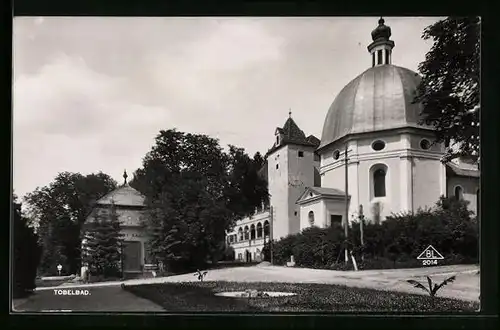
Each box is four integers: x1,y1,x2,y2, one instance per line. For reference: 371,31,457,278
13,16,442,198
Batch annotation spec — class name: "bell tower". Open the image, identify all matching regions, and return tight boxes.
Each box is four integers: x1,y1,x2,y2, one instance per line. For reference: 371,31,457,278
267,111,319,240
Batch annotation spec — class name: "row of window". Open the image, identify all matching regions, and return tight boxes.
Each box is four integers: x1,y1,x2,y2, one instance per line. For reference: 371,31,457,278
227,221,271,243
332,139,432,161
306,186,478,227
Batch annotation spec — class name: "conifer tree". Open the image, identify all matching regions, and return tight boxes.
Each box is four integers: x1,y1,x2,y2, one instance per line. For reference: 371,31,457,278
83,202,124,278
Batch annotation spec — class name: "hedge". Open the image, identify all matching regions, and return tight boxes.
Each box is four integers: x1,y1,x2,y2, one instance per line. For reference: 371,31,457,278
263,196,478,270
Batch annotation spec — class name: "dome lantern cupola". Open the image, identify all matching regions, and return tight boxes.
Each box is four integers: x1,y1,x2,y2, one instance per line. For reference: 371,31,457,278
367,17,395,67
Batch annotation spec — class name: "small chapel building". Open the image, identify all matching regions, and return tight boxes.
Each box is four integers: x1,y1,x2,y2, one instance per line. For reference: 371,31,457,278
226,17,479,262
81,171,152,277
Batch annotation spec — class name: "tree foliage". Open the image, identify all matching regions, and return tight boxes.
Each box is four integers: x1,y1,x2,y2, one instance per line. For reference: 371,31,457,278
13,194,42,297
82,204,124,278
131,129,269,271
24,172,117,275
415,17,480,163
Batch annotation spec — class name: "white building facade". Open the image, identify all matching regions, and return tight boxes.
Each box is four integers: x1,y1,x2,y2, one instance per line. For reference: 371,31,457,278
226,18,479,259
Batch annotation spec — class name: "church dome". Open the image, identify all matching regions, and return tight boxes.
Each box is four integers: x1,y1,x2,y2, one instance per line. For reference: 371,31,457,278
319,18,433,150
319,65,426,149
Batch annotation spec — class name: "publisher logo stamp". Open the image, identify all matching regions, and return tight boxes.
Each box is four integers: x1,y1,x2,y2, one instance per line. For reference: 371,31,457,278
417,245,444,266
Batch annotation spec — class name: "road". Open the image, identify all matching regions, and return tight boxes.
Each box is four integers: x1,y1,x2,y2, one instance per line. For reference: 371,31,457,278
13,264,479,312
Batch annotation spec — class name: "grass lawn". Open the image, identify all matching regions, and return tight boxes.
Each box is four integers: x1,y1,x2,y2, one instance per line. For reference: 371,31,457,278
124,281,479,312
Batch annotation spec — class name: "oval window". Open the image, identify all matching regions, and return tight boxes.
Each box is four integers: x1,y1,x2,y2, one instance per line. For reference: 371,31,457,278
371,140,386,151
420,139,431,150
333,150,340,160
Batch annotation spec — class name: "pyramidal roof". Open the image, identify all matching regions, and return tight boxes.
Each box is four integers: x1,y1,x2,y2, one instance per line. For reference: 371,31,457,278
96,184,146,207
268,116,320,155
281,117,308,143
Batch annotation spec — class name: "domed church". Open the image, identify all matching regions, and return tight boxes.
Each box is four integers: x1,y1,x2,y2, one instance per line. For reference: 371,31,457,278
227,18,479,261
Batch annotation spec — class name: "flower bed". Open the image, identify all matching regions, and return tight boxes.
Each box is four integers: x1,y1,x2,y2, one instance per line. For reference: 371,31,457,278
124,281,479,312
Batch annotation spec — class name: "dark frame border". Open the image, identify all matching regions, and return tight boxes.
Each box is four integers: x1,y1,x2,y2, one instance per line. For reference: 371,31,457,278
7,1,499,329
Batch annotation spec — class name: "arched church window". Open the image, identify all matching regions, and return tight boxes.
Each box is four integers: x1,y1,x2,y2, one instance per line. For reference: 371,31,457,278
244,226,249,240
257,222,263,238
238,227,243,241
263,220,270,237
420,139,431,150
250,224,256,240
308,211,315,226
373,168,387,197
385,49,390,64
454,186,464,201
333,150,340,160
371,140,386,151
372,53,375,67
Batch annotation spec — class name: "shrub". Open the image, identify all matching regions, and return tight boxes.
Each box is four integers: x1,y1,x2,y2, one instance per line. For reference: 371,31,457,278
270,196,478,270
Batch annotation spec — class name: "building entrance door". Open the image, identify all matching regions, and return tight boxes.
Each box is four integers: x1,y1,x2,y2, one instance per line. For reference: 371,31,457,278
123,241,142,271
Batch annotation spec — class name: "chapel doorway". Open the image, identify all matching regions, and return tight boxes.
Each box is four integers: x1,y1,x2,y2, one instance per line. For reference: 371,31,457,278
122,241,142,271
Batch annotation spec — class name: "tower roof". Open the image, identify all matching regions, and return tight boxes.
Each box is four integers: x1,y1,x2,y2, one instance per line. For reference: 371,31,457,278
268,115,320,155
371,17,392,41
282,117,308,143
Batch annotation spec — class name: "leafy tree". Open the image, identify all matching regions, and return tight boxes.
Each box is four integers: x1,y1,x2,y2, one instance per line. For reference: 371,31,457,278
225,146,269,217
132,129,269,271
13,194,42,297
415,17,480,163
82,204,123,278
24,172,117,275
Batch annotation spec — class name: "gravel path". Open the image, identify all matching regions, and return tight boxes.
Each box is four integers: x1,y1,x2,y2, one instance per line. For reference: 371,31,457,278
13,286,165,312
